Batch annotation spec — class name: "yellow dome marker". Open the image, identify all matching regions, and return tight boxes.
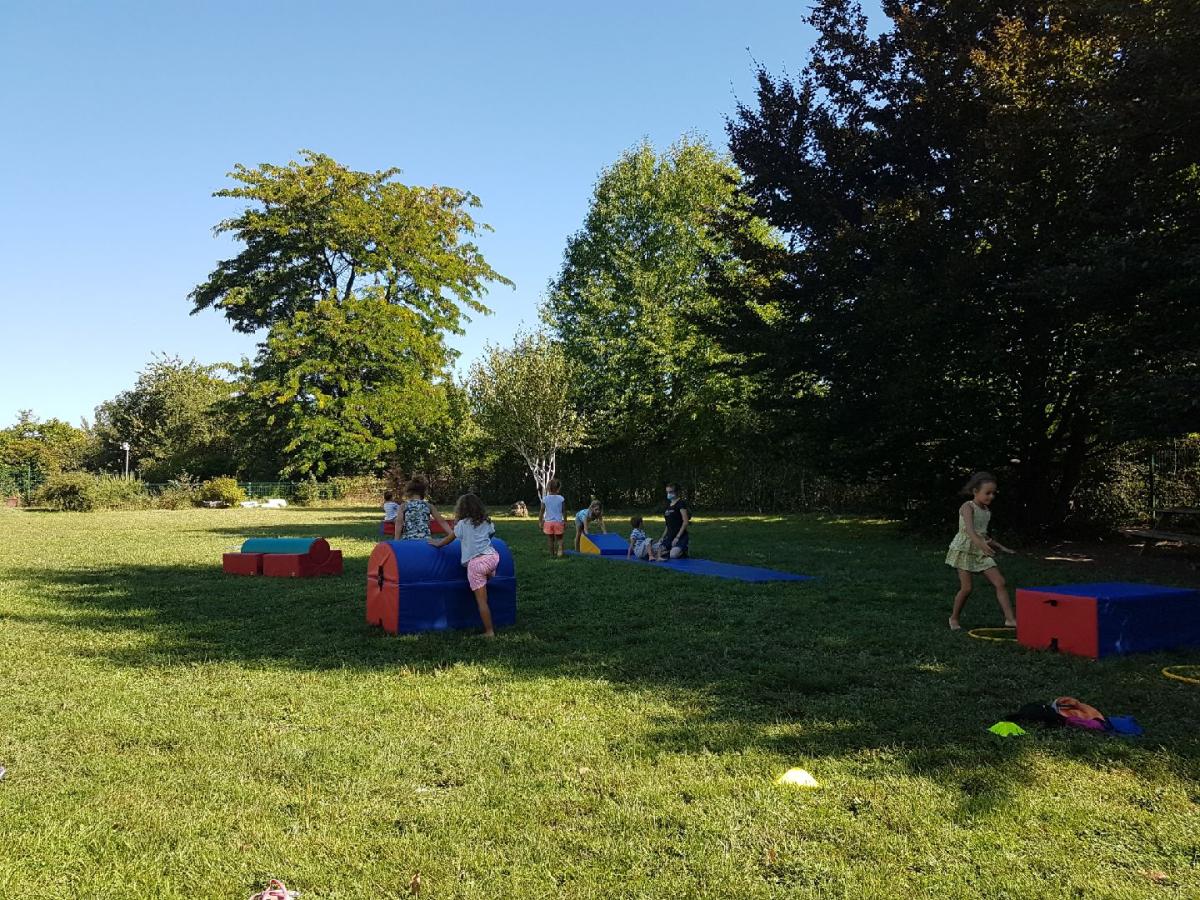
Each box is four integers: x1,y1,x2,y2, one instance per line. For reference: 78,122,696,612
776,768,820,788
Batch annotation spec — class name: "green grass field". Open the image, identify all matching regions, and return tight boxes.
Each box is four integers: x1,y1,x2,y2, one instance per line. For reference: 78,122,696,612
1,507,1198,898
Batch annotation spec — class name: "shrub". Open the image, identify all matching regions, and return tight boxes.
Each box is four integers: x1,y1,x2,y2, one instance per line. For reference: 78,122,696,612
326,475,386,502
292,475,319,507
155,473,200,510
36,472,149,511
196,476,246,506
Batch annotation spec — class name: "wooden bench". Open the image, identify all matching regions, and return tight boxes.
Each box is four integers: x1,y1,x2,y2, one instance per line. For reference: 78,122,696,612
1122,528,1200,546
1123,506,1200,551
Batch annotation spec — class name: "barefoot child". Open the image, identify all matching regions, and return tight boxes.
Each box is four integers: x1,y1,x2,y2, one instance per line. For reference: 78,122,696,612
946,471,1017,630
398,479,451,541
627,516,651,560
574,500,605,552
539,478,567,557
429,493,500,637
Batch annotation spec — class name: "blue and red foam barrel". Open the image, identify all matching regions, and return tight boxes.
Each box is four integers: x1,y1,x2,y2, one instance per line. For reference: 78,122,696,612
366,539,516,634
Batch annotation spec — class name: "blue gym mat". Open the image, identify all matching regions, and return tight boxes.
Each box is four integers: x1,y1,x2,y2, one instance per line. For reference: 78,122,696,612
566,551,814,583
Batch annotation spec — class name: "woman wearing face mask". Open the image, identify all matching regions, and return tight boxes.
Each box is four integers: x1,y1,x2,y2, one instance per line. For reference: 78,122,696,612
653,483,691,560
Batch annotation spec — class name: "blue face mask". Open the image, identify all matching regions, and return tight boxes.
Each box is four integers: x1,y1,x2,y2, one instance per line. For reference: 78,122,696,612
666,492,676,502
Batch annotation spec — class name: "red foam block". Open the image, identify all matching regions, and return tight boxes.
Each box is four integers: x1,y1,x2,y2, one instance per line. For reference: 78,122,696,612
223,552,263,576
1016,589,1100,658
262,550,344,578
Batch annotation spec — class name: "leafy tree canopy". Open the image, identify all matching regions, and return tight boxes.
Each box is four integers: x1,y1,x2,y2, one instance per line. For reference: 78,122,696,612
469,331,586,497
231,296,459,478
0,411,94,477
715,0,1200,530
543,137,777,456
189,149,512,335
92,355,235,481
190,150,513,479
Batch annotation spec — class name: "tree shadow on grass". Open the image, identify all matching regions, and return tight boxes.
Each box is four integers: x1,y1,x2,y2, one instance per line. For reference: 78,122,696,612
7,543,1200,821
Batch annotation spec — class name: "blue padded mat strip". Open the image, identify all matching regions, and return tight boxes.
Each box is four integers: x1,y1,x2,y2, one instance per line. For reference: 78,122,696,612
566,551,813,583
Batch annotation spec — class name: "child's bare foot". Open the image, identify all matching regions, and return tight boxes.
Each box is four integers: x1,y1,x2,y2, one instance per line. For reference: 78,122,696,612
480,631,496,639
1004,619,1017,628
949,618,962,631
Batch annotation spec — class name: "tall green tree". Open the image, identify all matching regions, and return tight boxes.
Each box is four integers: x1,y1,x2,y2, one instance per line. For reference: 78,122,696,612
190,150,512,476
543,138,776,463
231,297,456,477
0,411,94,487
468,331,586,497
714,0,1200,530
93,355,235,480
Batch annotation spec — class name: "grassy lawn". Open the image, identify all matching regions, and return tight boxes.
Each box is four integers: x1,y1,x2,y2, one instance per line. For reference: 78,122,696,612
1,507,1198,899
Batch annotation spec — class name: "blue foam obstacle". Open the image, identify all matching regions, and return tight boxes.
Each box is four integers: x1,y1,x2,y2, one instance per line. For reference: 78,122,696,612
578,531,629,556
567,551,814,583
366,539,516,634
1017,581,1200,658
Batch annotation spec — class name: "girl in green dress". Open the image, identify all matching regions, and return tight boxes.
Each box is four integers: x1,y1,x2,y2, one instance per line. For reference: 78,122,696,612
946,472,1017,630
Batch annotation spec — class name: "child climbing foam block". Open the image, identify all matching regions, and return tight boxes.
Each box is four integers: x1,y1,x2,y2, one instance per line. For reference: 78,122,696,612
366,539,516,634
579,532,628,556
1016,582,1200,658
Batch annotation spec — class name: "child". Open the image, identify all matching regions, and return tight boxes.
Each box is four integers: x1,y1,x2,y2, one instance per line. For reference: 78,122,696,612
946,471,1017,631
399,478,451,541
539,478,567,557
429,493,499,637
574,500,605,552
382,491,401,537
627,515,651,560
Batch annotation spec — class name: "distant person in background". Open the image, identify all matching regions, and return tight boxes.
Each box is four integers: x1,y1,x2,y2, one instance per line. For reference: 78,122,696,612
653,483,690,559
382,491,401,537
574,500,606,551
399,478,451,541
539,477,567,557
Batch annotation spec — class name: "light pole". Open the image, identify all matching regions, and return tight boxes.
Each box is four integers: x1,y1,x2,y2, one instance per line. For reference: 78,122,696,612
121,442,130,478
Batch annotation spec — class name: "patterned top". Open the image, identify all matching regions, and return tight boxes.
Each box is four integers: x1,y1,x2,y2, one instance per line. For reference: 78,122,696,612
629,528,649,554
945,501,996,572
401,499,432,541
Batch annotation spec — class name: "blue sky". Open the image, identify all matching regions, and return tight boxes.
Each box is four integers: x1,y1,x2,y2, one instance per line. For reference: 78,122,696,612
0,1,885,426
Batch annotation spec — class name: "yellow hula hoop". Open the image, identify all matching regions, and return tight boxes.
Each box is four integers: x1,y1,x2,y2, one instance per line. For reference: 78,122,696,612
968,627,1017,643
1161,666,1200,686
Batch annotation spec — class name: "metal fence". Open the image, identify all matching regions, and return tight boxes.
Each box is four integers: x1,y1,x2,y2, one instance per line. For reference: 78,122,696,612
1149,441,1200,518
0,464,45,502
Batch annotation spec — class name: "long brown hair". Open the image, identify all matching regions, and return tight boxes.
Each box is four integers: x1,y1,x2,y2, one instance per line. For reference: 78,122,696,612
454,493,490,526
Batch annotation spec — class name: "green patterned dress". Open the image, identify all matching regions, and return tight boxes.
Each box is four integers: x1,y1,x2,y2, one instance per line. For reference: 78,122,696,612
945,501,996,572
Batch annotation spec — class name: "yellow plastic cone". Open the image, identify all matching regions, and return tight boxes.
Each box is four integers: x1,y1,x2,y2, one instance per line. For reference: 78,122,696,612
776,768,820,788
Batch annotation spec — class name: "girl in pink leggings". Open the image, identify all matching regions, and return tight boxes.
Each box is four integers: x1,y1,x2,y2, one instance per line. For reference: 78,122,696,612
429,493,500,637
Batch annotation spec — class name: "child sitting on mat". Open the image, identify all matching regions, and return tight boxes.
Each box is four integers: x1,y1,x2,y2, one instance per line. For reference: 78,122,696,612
429,493,500,638
627,516,651,560
399,478,451,541
574,500,606,551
